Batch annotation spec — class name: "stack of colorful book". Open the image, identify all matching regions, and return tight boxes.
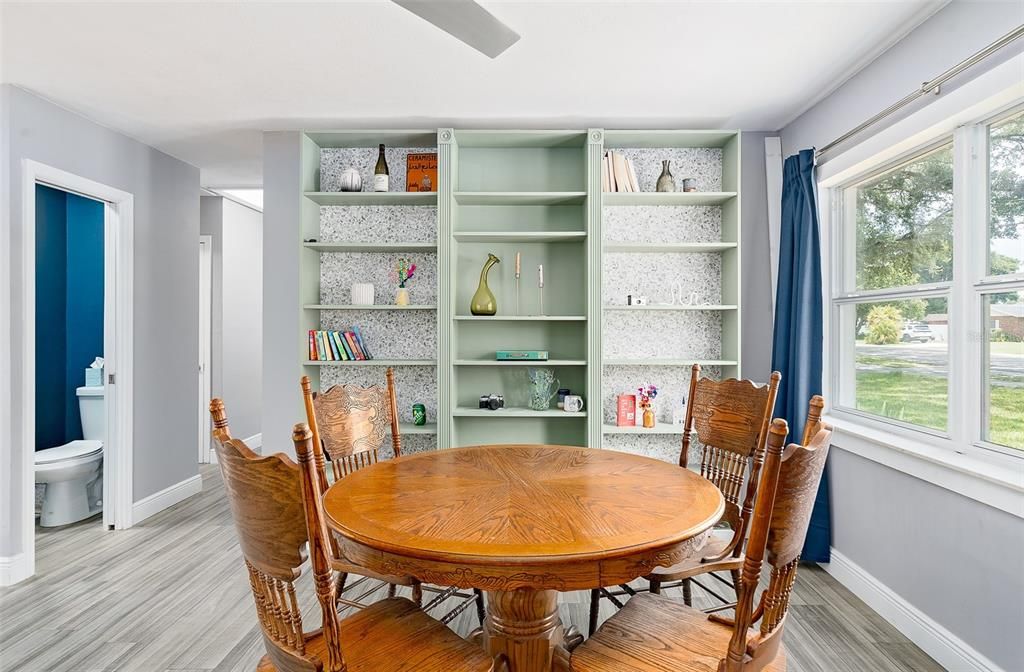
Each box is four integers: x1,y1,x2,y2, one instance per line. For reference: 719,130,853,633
308,328,374,361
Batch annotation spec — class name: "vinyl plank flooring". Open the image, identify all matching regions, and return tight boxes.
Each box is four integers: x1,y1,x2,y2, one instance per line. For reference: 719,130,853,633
0,465,945,672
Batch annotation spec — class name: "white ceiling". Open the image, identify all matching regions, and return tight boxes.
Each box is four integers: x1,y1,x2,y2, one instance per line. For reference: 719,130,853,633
1,0,944,186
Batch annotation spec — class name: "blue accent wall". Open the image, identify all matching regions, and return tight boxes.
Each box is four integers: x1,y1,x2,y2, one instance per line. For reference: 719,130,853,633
34,185,104,450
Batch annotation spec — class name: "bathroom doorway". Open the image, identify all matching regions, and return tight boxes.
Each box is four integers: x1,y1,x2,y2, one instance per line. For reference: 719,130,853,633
21,161,135,579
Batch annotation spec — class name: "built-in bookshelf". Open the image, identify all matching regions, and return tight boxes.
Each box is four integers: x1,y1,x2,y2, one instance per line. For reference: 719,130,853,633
296,128,741,458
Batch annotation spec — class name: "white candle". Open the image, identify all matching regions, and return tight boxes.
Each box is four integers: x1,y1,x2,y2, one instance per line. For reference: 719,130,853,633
538,264,544,288
515,252,521,278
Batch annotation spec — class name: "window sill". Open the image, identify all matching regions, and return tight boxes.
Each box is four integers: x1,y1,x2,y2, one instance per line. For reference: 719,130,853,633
824,413,1024,519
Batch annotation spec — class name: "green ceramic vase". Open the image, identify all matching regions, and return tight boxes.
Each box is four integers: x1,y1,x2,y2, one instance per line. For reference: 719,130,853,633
470,253,500,315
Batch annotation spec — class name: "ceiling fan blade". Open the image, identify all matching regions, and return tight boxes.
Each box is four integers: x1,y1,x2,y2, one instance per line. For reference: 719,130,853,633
392,0,520,58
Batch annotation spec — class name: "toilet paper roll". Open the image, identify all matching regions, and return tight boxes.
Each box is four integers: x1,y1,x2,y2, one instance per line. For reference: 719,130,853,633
351,283,375,306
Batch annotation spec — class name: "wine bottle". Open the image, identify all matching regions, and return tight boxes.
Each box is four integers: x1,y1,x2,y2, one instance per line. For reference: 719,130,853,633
373,144,389,192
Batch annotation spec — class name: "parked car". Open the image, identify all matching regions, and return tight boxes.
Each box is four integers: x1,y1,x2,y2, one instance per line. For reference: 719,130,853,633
901,322,934,343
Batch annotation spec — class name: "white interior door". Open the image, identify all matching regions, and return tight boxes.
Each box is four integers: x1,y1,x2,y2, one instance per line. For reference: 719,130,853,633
198,236,213,463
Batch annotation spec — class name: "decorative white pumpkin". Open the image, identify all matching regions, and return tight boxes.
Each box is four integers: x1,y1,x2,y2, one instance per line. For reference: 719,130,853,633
338,168,362,192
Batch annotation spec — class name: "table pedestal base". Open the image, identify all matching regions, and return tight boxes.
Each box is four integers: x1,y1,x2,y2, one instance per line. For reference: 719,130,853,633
484,589,565,672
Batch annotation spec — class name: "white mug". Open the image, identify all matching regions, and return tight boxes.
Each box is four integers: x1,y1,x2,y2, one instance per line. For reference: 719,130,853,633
563,394,585,413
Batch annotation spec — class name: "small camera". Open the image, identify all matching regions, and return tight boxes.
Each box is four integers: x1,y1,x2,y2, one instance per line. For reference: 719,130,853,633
479,394,505,410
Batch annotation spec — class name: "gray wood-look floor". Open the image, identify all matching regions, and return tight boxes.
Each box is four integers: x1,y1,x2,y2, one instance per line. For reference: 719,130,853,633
0,465,944,672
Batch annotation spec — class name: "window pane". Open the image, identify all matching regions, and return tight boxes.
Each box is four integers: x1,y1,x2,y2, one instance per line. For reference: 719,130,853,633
840,298,949,431
853,144,954,290
989,113,1024,277
985,292,1024,450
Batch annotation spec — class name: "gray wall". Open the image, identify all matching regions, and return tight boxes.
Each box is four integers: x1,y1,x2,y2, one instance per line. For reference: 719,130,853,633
1,85,200,558
779,3,1024,669
201,195,263,440
262,133,305,455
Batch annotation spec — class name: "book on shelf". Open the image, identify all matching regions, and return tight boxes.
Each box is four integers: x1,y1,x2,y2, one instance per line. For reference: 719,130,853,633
602,151,641,193
307,329,374,362
496,350,549,361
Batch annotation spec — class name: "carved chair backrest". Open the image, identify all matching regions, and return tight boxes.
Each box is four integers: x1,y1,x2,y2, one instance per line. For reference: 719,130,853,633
719,396,832,672
209,399,347,671
302,369,402,483
680,364,781,556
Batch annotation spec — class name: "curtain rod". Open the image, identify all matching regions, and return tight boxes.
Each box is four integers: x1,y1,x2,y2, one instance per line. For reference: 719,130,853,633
816,23,1024,159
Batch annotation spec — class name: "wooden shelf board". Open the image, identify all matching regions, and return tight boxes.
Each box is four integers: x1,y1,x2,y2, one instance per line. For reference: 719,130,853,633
398,422,437,435
304,242,437,253
602,130,738,149
304,130,437,148
453,192,587,206
453,406,588,418
304,360,437,367
453,315,586,321
602,424,694,435
603,242,737,253
305,304,436,310
603,359,738,367
304,191,437,206
602,192,737,206
454,359,587,366
603,305,737,312
454,231,586,243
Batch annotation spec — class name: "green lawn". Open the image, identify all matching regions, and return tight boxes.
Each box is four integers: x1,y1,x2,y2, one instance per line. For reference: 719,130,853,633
856,368,1024,450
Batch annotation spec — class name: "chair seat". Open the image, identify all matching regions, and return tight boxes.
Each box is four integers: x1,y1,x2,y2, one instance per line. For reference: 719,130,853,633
645,528,742,582
571,593,786,672
258,597,494,672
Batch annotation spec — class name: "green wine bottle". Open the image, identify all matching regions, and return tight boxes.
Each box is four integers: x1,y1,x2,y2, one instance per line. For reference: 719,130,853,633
373,144,389,192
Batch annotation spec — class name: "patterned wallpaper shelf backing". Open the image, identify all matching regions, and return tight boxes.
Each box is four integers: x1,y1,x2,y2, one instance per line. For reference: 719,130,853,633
317,147,439,442
601,146,728,460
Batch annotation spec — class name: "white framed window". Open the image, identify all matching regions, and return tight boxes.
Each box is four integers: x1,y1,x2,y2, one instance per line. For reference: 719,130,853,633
830,105,1024,460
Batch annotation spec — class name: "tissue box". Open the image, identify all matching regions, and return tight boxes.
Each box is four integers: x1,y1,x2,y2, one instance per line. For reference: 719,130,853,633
85,367,104,387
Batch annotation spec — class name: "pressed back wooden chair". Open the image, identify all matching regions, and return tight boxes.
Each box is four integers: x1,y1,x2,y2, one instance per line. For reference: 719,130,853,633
209,399,495,672
300,373,486,625
571,402,832,672
588,365,781,634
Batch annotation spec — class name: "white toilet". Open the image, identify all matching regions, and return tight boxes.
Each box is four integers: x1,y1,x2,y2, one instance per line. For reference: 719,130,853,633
35,386,104,527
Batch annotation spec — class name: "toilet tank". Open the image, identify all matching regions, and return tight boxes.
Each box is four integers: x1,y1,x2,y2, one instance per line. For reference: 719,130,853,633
77,386,105,441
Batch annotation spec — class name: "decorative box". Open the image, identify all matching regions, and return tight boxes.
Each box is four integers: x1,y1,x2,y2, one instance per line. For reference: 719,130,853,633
616,394,637,426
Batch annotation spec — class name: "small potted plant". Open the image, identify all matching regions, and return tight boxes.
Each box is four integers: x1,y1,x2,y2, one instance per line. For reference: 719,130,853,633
390,258,416,306
637,384,658,429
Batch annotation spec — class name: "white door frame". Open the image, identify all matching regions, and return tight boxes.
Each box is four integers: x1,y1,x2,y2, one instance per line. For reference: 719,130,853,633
21,160,134,579
198,235,213,464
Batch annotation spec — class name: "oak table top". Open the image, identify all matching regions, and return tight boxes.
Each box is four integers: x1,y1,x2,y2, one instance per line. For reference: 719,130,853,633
323,444,725,672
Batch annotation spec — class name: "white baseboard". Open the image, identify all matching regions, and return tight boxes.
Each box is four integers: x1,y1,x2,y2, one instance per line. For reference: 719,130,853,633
242,432,262,451
132,474,202,525
0,553,32,586
822,549,1003,672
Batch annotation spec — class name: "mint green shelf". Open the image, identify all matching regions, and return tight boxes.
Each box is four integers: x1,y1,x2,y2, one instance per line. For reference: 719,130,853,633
603,242,737,253
304,192,437,206
453,192,587,206
602,424,694,435
306,304,437,310
603,305,737,311
305,242,437,253
454,231,586,243
453,315,586,321
453,407,587,418
399,422,437,435
603,192,737,206
603,359,738,367
454,359,587,366
304,359,437,367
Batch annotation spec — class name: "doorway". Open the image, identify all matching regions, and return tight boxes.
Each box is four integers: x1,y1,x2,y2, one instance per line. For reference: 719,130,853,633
21,161,134,580
198,235,213,464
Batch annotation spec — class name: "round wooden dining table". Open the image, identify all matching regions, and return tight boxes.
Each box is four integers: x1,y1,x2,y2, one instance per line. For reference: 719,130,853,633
322,443,725,672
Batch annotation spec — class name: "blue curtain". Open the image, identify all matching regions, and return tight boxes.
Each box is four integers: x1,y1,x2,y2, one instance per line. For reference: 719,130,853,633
771,148,829,563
